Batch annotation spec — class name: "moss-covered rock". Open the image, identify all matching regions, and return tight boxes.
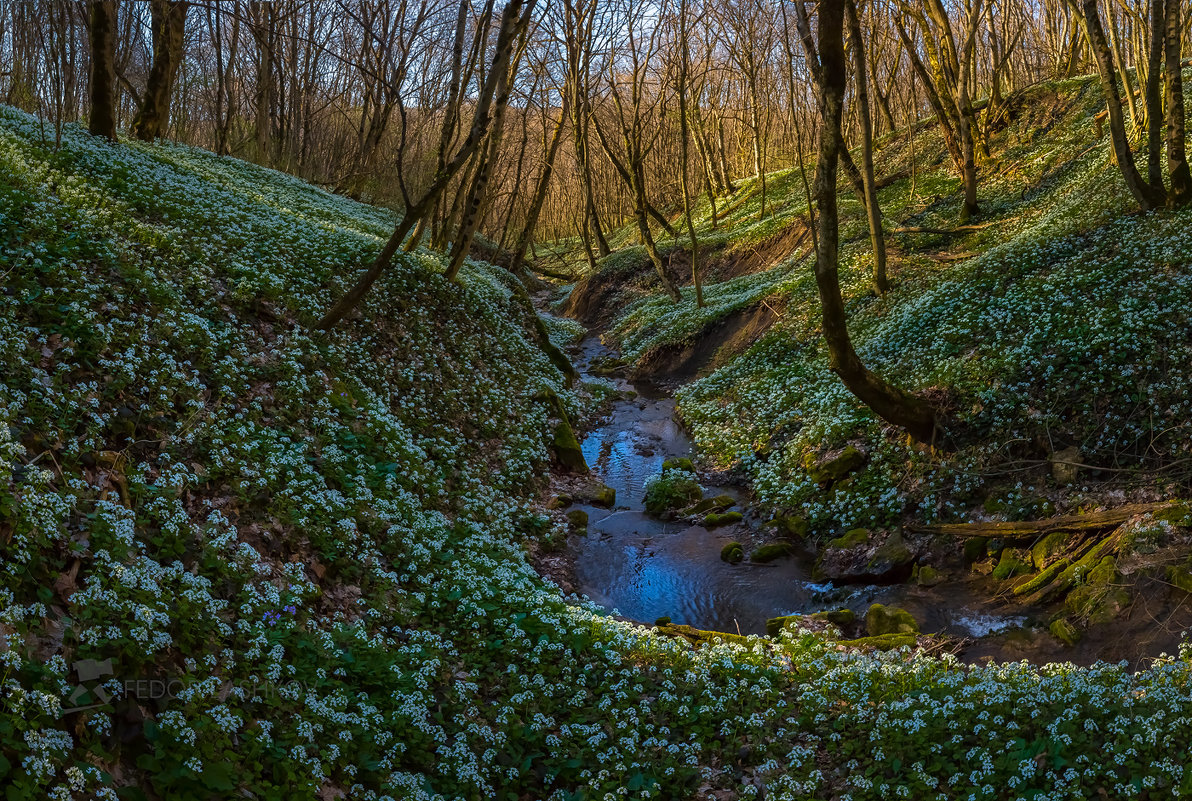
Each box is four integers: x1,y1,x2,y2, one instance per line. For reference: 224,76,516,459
751,542,792,562
804,445,865,484
916,565,944,587
766,614,801,636
575,482,616,508
662,457,695,473
1050,617,1080,646
644,469,702,515
963,537,988,564
720,541,744,564
566,509,589,529
705,511,744,528
829,528,870,550
535,389,588,472
865,603,919,636
810,608,857,627
654,621,752,648
1168,564,1192,594
838,632,919,651
992,549,1031,580
769,514,809,539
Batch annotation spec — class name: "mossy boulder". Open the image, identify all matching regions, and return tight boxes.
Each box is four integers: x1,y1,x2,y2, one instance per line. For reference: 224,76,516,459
536,389,588,472
768,514,809,539
992,549,1031,580
1167,564,1192,594
644,469,702,515
575,481,616,508
963,537,988,564
705,511,744,528
547,493,572,510
1050,617,1080,646
804,445,865,485
565,509,589,529
766,614,801,636
720,542,744,564
817,530,914,583
865,603,919,636
810,608,857,627
662,457,695,473
916,565,944,587
751,542,792,562
829,528,871,549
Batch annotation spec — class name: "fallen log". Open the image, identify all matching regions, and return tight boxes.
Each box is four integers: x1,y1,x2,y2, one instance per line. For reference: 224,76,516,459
891,222,997,235
908,501,1176,542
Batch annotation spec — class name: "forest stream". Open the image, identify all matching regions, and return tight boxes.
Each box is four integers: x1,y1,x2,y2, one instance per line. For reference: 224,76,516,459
561,337,1192,667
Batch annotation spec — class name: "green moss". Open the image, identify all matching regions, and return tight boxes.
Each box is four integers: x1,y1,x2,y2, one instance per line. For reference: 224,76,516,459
1050,618,1081,646
1154,501,1192,527
838,632,919,651
575,482,616,508
810,608,857,627
916,565,944,587
662,457,695,473
766,614,802,636
769,514,809,539
992,549,1031,580
870,533,912,570
805,445,865,484
1013,559,1070,596
705,511,744,528
720,541,744,563
750,542,792,562
865,603,919,636
644,469,702,515
1168,564,1192,594
565,509,588,529
829,528,870,550
963,537,988,564
1030,531,1070,570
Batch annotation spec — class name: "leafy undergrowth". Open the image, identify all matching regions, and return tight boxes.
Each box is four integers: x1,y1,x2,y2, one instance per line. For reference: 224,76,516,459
8,105,1192,801
600,77,1192,536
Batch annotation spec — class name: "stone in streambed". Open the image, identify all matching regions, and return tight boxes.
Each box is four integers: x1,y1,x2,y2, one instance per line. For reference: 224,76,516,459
720,541,744,564
750,542,791,562
705,511,744,528
865,603,919,636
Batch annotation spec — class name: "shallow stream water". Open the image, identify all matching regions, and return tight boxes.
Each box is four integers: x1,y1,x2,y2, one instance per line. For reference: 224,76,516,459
565,337,1034,644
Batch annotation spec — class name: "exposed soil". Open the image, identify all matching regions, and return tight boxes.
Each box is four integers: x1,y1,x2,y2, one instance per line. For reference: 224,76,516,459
633,301,781,388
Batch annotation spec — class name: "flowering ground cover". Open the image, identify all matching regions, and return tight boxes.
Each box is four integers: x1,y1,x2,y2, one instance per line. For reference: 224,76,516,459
5,94,1192,801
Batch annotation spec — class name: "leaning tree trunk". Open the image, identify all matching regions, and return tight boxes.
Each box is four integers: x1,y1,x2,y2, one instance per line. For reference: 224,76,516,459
509,97,569,278
813,1,938,445
1144,0,1165,192
1075,0,1164,210
88,0,118,140
133,0,187,141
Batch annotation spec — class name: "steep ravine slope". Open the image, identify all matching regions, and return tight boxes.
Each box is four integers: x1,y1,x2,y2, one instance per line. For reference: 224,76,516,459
4,104,1192,801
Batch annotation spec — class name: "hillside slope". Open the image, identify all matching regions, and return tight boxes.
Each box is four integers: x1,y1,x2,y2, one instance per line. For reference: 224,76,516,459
576,77,1192,533
5,102,1192,801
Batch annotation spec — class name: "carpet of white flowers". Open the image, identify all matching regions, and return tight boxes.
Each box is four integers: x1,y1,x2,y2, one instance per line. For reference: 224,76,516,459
609,78,1192,534
6,100,1192,801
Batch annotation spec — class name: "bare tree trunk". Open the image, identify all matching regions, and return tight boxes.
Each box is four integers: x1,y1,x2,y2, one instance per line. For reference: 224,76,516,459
846,0,888,295
676,0,702,307
1072,0,1164,209
813,2,938,444
1164,0,1191,205
87,0,117,140
133,0,187,141
1145,0,1165,191
509,95,569,277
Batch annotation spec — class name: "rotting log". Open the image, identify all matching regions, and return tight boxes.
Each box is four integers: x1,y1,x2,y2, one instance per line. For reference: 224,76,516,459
908,501,1176,543
891,222,997,235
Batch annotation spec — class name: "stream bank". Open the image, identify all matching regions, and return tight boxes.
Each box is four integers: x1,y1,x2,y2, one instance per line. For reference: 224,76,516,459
541,335,1192,668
